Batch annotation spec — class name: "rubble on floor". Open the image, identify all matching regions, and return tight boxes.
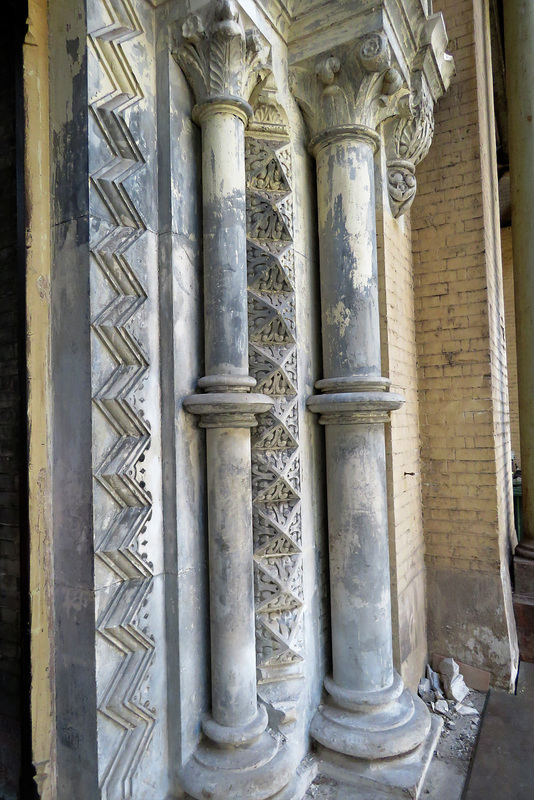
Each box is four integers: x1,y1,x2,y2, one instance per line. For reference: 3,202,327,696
419,659,486,800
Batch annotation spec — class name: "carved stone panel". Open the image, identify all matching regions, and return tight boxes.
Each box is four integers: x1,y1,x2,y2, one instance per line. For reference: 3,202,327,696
246,82,304,683
88,1,165,797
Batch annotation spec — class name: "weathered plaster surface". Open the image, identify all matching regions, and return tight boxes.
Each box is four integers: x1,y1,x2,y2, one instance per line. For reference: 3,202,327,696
25,1,55,796
427,566,518,690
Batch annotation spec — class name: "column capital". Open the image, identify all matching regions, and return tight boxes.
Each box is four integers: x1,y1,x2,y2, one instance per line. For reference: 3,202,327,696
290,31,412,144
172,0,271,114
290,14,454,217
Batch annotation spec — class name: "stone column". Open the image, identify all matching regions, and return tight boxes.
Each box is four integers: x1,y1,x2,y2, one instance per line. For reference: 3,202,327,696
504,0,534,662
308,121,432,772
173,3,292,798
310,127,404,705
504,0,534,565
291,31,448,796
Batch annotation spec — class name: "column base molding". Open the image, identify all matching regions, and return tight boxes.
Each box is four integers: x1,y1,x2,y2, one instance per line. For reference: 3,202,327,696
202,705,269,745
309,715,442,800
180,728,295,800
515,540,534,562
514,553,534,662
311,675,431,761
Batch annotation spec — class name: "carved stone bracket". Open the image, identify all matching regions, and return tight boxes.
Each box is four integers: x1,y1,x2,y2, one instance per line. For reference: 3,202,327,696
383,69,436,217
387,159,417,218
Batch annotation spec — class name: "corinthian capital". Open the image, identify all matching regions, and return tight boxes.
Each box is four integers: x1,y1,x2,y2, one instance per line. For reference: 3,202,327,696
290,31,411,143
172,0,270,110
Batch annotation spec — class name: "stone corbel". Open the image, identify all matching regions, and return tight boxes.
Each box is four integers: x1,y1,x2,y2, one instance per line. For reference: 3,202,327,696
383,69,435,218
382,12,454,219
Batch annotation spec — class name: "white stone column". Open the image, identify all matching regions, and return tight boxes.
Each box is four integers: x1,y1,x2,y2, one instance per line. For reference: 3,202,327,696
291,28,451,795
174,3,292,798
312,128,398,697
308,125,430,763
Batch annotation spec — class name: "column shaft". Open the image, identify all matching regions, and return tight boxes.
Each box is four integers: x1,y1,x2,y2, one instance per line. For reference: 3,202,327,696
326,422,393,693
315,131,395,695
207,426,257,728
316,134,381,379
308,128,430,766
504,0,534,554
182,101,292,800
201,108,249,378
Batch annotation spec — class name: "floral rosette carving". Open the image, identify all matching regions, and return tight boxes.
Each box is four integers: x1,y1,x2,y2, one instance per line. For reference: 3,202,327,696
387,160,417,218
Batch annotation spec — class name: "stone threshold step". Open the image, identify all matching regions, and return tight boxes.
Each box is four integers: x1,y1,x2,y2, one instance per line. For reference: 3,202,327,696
463,665,534,800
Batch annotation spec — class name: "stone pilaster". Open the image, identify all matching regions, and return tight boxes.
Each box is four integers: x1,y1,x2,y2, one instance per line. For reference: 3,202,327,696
504,0,534,660
173,3,293,798
291,23,450,797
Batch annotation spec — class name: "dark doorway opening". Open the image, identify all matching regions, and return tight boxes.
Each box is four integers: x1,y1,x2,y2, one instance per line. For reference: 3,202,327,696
0,2,36,798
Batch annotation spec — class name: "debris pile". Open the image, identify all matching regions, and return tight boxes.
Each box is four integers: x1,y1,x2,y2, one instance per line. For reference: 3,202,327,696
418,659,480,726
439,657,469,702
420,660,487,796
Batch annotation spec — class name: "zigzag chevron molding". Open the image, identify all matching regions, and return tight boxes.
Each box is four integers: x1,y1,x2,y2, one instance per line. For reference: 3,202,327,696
88,1,159,796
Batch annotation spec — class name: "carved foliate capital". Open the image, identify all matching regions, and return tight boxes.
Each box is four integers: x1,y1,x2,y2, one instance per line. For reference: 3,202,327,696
289,9,454,217
172,0,270,112
290,31,411,143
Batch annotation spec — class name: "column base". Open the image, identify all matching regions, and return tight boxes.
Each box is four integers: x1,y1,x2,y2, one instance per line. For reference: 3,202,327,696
311,674,431,760
515,553,534,599
515,539,534,562
514,552,534,662
181,728,294,800
308,715,442,800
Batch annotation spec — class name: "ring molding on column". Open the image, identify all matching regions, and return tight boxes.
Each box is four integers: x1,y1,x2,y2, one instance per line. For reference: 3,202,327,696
184,392,273,428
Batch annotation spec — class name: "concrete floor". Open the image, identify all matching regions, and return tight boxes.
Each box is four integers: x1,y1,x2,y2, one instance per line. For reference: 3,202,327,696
420,690,486,800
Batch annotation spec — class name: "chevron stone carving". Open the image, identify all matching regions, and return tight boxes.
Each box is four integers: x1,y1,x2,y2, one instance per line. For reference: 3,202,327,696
246,79,304,683
88,2,156,797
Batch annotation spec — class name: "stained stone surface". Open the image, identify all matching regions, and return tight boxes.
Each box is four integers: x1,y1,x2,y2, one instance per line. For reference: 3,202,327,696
38,0,453,797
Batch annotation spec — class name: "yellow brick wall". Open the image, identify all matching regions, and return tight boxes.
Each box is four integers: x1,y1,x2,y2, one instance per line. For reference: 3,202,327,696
410,0,518,687
377,154,427,691
501,227,520,468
